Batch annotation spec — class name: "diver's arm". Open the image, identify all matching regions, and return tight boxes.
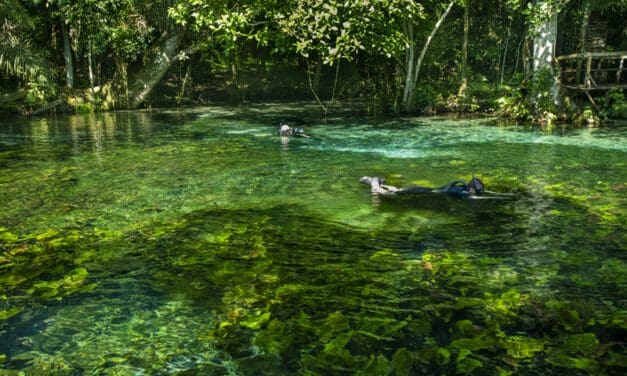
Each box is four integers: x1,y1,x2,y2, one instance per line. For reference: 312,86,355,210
467,195,510,200
380,184,401,192
435,180,467,193
371,181,397,195
483,190,515,196
360,176,398,195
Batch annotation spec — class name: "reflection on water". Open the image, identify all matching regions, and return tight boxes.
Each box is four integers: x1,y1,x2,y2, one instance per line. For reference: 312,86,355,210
0,104,625,374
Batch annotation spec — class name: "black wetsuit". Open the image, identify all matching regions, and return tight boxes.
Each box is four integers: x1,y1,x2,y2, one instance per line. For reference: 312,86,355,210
279,126,309,138
398,180,473,199
359,175,486,199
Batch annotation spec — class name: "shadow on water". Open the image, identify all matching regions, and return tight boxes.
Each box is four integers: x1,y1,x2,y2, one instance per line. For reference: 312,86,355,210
142,202,625,375
0,195,625,374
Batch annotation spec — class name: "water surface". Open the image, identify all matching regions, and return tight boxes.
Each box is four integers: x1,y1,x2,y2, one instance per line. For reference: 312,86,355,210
0,104,625,374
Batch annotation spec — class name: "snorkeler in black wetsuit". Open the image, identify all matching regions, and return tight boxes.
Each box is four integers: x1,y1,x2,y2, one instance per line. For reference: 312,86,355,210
279,123,310,138
360,174,503,200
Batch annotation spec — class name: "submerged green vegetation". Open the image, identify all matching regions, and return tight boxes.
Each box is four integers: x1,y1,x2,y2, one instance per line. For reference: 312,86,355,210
0,105,625,374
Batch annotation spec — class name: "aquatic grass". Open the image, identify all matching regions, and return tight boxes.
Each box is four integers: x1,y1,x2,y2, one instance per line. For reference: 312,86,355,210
0,105,625,374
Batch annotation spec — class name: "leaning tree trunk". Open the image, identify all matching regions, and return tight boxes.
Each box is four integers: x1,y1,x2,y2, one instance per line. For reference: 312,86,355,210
403,0,455,113
0,88,26,103
121,28,185,109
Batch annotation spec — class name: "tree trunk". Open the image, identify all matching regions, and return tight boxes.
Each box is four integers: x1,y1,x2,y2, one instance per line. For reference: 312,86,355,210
30,98,65,116
531,1,560,113
523,36,531,82
306,59,328,115
576,0,591,83
331,60,340,102
401,21,416,110
313,60,322,93
177,59,192,105
403,0,455,112
532,12,557,73
458,1,469,97
500,27,510,86
0,88,26,103
60,19,74,88
123,27,186,109
511,25,527,81
88,39,95,94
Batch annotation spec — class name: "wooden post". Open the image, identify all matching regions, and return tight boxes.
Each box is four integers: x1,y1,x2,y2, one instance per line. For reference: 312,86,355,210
585,55,592,89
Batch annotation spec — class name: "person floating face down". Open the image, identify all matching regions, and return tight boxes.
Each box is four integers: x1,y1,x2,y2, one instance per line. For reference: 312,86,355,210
360,174,487,199
279,122,310,138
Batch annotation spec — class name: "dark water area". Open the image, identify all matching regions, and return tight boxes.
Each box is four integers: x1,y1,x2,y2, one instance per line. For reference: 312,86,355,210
0,103,625,375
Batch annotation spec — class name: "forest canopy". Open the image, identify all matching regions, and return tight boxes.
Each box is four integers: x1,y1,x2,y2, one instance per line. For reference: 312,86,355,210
0,0,625,120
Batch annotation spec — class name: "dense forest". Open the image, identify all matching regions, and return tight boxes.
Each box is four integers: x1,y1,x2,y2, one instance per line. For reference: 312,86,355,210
1,0,625,121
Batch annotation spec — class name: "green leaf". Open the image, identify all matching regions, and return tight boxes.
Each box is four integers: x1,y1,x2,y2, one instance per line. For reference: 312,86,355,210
254,319,288,354
435,347,451,365
358,354,392,376
240,311,271,329
499,336,545,359
0,230,19,243
455,357,483,374
546,352,597,370
451,336,495,351
392,348,414,376
0,306,22,320
562,333,599,356
602,351,627,367
35,228,60,241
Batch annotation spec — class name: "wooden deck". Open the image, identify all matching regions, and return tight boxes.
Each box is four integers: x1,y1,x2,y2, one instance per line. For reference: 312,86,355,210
557,51,626,91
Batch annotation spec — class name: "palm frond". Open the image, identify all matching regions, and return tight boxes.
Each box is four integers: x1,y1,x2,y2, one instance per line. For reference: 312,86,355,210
0,36,55,85
0,0,35,30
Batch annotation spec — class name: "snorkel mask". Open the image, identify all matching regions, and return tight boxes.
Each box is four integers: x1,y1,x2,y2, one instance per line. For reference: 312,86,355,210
468,173,485,195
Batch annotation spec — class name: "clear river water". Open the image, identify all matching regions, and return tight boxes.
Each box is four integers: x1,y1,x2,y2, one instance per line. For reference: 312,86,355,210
0,103,625,375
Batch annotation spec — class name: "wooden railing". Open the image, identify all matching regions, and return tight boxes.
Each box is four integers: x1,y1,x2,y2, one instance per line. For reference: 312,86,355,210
557,51,626,91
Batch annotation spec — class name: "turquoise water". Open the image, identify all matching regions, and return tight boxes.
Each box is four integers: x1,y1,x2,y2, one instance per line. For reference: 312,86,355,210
0,104,625,375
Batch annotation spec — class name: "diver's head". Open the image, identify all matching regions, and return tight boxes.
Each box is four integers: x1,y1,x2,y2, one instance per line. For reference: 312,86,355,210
468,176,485,195
279,123,291,135
360,176,373,185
